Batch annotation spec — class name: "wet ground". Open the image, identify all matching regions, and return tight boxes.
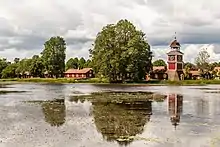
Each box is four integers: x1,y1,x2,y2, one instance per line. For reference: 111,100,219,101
1,83,220,147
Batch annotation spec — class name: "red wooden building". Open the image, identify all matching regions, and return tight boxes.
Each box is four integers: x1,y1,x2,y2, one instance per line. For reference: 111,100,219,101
64,68,94,79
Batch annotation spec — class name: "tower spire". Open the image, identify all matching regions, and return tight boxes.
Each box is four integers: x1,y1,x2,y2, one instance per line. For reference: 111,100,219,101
174,32,177,40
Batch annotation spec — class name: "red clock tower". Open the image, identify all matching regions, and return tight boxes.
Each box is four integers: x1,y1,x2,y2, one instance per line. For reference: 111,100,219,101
167,36,184,81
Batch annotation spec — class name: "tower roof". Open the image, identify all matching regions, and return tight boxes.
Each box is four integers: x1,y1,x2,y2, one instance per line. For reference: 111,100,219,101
170,39,181,48
167,50,184,55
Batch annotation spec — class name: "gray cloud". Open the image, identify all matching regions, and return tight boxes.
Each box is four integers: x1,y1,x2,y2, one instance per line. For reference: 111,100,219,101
212,44,220,54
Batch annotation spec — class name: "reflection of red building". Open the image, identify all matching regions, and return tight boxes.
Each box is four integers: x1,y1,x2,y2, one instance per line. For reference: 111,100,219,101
167,94,183,128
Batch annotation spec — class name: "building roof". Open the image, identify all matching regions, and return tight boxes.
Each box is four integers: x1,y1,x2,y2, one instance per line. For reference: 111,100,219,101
170,39,181,48
24,71,30,75
65,68,92,74
183,69,200,76
214,67,220,70
44,71,49,74
167,50,184,55
153,66,166,71
190,70,200,76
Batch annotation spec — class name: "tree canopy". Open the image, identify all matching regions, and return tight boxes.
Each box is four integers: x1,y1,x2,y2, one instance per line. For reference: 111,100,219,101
195,48,210,71
90,19,152,82
41,36,66,78
0,58,9,78
184,62,197,70
29,55,45,77
65,57,91,70
153,59,166,67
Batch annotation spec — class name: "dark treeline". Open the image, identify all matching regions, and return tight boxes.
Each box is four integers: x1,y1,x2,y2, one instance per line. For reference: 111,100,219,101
0,56,91,79
0,36,90,79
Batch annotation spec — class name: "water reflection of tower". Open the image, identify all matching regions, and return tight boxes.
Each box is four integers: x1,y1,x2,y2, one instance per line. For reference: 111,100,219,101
167,94,183,128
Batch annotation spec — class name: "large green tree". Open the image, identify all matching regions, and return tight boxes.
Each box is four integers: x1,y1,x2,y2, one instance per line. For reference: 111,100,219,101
90,19,152,82
153,59,166,67
195,48,210,72
41,36,66,78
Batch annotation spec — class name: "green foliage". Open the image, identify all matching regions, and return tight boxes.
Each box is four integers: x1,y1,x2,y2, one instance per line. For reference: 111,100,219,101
195,48,210,72
14,58,20,64
66,58,79,70
153,59,166,67
78,57,86,69
90,19,152,82
84,59,92,67
210,62,220,71
184,62,197,70
15,58,32,75
1,63,18,78
41,36,66,77
29,55,45,77
65,57,92,71
0,77,109,83
0,58,9,78
184,66,191,79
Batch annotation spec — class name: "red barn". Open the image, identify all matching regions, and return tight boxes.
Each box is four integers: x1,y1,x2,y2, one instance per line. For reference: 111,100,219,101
64,68,94,79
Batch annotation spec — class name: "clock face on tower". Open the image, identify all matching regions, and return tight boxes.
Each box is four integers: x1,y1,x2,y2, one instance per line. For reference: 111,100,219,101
169,55,175,61
177,55,182,61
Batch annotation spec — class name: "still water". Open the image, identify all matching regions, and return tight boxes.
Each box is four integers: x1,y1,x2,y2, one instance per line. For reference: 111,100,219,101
1,83,220,147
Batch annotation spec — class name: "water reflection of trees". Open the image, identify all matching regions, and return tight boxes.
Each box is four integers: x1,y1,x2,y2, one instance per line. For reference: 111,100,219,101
70,91,166,146
27,99,66,127
41,99,66,127
93,101,152,146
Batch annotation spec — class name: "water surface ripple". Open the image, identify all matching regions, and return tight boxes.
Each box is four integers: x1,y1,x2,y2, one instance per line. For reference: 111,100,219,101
0,83,220,147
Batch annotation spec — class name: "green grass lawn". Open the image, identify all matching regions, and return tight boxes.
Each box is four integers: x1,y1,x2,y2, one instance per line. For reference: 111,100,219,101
1,78,220,85
0,78,109,84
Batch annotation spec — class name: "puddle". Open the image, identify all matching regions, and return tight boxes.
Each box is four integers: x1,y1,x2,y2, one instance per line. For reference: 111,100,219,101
25,99,66,127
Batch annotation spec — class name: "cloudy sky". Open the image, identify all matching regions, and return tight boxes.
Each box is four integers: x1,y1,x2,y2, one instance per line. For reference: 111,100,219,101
0,0,220,63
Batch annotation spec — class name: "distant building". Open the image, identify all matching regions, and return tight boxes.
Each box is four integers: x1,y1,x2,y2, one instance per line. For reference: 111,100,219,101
150,66,168,80
214,67,220,72
153,66,167,72
167,37,184,81
19,71,32,78
64,68,94,79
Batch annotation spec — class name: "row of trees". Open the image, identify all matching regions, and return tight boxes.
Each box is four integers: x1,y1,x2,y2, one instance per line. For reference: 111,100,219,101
0,36,90,78
0,55,91,78
0,19,153,82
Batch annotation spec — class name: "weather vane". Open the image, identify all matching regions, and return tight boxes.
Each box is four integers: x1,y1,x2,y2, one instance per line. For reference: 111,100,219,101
174,32,177,40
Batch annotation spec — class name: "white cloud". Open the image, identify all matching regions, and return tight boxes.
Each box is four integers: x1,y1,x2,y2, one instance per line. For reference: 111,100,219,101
0,0,220,62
